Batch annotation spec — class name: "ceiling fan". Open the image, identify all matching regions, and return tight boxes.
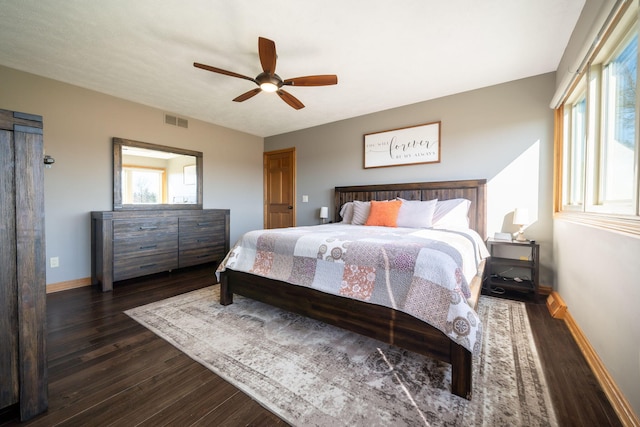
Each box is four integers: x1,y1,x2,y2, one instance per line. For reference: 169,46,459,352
194,37,338,110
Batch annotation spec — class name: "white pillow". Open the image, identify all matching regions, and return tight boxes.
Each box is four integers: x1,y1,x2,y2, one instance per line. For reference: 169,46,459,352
396,198,437,228
351,201,371,225
339,202,354,223
432,198,471,228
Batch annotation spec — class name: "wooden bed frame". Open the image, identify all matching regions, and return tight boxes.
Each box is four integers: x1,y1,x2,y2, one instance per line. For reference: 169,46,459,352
220,179,487,400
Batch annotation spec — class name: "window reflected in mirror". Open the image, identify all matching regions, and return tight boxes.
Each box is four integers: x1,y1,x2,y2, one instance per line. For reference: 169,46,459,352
113,137,203,210
122,167,164,204
121,146,196,204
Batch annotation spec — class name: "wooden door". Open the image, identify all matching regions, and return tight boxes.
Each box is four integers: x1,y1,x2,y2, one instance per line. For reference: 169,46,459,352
264,148,296,229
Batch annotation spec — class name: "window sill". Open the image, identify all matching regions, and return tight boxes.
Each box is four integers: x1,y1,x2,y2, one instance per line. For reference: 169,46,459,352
554,211,640,238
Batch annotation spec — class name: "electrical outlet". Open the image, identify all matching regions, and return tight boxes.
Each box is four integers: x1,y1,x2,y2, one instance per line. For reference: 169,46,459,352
302,195,309,202
50,257,59,268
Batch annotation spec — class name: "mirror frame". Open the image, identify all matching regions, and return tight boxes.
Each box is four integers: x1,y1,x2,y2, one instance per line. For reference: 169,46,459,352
113,137,203,210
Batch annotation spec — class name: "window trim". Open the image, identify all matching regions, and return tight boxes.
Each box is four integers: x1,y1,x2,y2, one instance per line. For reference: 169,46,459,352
554,210,640,236
554,1,640,237
563,80,588,209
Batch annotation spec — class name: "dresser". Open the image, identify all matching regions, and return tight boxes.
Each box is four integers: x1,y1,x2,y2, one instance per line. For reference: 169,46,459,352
0,109,48,420
91,209,230,292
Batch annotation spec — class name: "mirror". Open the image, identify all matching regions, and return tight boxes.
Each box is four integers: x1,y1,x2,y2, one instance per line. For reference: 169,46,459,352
113,137,203,210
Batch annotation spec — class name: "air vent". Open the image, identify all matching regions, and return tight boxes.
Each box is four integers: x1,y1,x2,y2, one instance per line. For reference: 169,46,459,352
164,113,188,129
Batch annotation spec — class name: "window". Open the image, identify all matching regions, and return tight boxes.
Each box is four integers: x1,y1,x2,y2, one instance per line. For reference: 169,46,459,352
600,34,637,212
563,82,587,208
556,2,640,235
122,166,166,204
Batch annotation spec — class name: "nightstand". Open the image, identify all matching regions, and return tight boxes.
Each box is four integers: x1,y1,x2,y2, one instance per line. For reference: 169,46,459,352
485,238,540,302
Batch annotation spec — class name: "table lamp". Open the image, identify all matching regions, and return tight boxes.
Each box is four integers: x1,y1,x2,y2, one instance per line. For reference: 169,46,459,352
320,206,329,224
513,208,529,242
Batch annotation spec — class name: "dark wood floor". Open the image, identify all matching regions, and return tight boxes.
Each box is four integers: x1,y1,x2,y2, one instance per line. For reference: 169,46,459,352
1,264,622,426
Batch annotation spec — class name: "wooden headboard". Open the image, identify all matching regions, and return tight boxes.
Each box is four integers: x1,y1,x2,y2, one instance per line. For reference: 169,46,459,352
333,179,487,239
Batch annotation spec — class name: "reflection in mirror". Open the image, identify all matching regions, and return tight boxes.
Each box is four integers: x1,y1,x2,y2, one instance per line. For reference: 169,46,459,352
113,137,203,210
122,146,197,204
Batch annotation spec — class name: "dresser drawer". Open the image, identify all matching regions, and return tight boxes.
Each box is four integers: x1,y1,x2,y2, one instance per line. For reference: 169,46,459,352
113,251,178,282
114,237,177,259
179,213,225,235
113,217,178,239
113,217,178,257
179,232,224,250
179,244,227,268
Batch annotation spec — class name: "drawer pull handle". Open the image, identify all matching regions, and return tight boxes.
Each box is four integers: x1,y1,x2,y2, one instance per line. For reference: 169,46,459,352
197,222,211,227
139,226,158,230
140,263,157,269
197,255,210,259
197,239,209,243
140,245,157,250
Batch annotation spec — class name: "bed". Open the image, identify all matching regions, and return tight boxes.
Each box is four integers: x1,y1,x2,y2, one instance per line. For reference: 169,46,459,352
217,179,488,400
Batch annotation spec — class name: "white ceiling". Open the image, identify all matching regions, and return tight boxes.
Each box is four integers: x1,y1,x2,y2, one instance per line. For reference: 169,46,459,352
0,0,584,137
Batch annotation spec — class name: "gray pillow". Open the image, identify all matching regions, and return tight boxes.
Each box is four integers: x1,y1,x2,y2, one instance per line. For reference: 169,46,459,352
351,201,371,225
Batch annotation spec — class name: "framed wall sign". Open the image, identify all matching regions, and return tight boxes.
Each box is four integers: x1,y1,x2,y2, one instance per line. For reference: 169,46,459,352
363,121,441,168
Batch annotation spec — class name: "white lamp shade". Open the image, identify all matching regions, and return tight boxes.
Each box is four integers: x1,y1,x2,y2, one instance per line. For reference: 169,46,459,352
513,208,529,226
319,206,329,219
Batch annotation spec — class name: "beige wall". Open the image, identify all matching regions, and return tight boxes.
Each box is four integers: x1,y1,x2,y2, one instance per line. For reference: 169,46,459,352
554,221,640,415
0,65,264,286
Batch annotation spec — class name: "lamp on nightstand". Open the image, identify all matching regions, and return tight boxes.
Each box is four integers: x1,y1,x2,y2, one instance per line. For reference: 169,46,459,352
319,206,329,224
513,208,529,242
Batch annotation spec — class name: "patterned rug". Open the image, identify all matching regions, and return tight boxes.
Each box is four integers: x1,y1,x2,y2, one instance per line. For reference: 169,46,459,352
126,285,557,426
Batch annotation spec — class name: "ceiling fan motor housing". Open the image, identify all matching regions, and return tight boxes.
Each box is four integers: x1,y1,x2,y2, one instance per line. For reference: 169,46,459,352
256,72,282,91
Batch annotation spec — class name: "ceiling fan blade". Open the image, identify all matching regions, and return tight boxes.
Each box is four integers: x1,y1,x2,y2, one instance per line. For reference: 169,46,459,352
277,89,305,110
233,88,262,102
283,75,338,86
193,62,257,83
258,37,277,75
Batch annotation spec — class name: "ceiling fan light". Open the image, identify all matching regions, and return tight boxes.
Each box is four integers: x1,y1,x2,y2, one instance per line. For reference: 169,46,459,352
260,82,278,92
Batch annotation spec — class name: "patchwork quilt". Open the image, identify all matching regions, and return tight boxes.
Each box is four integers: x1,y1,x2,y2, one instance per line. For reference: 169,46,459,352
216,224,489,353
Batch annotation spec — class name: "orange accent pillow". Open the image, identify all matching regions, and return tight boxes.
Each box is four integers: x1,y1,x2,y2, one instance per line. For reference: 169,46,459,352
365,200,402,227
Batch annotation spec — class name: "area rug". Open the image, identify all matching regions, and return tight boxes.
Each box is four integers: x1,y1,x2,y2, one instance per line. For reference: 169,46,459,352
126,285,558,426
